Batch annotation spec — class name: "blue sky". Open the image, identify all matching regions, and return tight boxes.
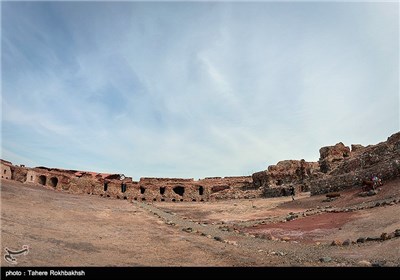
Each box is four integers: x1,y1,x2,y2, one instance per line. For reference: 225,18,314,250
1,1,399,179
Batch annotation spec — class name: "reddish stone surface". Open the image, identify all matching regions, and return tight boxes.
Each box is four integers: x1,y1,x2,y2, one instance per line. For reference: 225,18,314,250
245,212,357,243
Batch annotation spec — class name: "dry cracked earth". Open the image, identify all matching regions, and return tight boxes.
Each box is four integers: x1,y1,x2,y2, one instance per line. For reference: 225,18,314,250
1,178,400,267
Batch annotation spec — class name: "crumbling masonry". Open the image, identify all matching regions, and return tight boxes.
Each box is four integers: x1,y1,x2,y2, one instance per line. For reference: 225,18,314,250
1,132,399,201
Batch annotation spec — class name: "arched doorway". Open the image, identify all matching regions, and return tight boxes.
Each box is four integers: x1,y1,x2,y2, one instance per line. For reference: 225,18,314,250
173,186,185,196
38,175,47,185
50,177,58,188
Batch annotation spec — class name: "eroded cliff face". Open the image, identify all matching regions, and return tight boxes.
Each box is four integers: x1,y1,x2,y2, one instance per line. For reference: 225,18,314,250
252,131,400,197
252,159,320,197
318,142,351,174
310,132,400,195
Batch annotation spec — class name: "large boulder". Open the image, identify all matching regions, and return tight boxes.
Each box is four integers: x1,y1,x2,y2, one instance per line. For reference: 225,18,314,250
319,142,351,173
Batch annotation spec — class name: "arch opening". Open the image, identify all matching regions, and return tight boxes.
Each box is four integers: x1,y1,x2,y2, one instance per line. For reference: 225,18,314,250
38,175,46,185
50,177,58,188
173,186,185,196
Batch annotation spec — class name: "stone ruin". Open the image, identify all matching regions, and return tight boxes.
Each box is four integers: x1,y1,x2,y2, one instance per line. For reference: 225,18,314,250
1,131,399,201
252,159,319,198
0,160,253,202
253,131,400,197
309,131,400,195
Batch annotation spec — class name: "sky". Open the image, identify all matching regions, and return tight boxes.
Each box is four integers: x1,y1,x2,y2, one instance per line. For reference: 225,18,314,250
1,1,399,180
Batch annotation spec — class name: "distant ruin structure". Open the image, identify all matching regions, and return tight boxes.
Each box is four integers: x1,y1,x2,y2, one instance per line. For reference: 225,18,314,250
1,132,399,201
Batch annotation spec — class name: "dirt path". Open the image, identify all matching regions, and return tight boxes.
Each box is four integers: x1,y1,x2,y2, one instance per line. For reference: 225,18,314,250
133,200,243,243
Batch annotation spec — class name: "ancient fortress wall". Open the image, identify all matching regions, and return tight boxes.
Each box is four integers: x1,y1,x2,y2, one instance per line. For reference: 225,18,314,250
1,132,399,201
0,160,253,202
252,132,400,197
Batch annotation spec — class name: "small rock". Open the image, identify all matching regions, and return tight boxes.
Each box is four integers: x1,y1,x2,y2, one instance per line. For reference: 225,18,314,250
206,234,212,239
225,240,238,246
358,260,372,267
356,237,366,243
260,233,272,240
375,202,381,207
394,229,400,237
281,236,291,242
380,232,389,240
320,257,332,263
367,190,377,196
371,260,386,267
315,242,321,245
342,239,351,246
182,227,193,233
366,237,381,241
331,240,342,246
258,249,263,252
214,236,223,242
286,216,294,221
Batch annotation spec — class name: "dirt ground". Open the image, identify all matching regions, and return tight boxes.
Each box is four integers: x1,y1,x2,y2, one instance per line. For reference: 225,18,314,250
1,178,399,267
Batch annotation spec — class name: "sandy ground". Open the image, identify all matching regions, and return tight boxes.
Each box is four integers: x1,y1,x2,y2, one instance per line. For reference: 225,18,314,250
1,178,400,267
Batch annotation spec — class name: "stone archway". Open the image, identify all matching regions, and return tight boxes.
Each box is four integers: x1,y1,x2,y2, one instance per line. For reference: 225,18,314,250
38,175,47,185
49,177,58,188
173,186,185,196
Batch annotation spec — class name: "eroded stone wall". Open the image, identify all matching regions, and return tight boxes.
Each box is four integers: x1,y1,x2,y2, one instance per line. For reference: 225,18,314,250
1,162,253,202
253,131,400,197
2,131,399,201
310,132,400,195
1,161,12,180
252,159,319,198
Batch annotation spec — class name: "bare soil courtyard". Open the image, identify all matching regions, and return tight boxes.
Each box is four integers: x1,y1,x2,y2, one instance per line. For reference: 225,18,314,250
1,178,399,267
